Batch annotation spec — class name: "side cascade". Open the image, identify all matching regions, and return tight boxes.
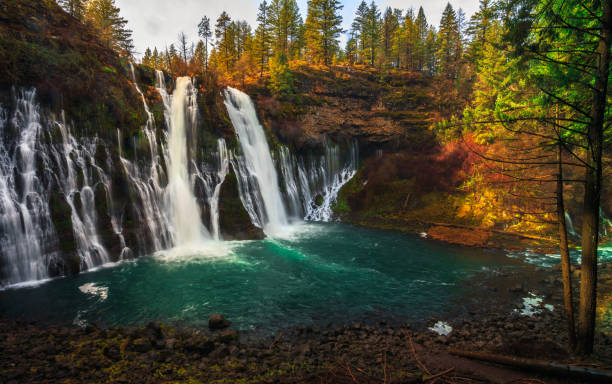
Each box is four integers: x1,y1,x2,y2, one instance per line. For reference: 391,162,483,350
224,87,291,236
0,89,114,285
223,87,358,233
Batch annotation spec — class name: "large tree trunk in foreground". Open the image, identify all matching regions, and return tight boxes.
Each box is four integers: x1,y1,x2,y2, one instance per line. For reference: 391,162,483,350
556,142,575,351
577,0,612,356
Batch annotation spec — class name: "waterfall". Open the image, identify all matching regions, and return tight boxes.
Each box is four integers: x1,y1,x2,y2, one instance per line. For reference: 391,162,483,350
278,142,358,221
223,87,358,230
301,142,357,222
204,139,229,240
49,114,109,269
565,212,577,237
223,87,291,235
0,89,115,285
0,89,56,284
162,77,210,246
120,66,171,252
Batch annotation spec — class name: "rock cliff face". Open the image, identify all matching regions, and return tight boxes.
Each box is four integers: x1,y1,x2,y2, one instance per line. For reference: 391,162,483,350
248,66,437,155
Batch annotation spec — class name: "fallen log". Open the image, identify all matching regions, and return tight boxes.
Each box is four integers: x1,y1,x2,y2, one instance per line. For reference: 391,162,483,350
449,349,612,382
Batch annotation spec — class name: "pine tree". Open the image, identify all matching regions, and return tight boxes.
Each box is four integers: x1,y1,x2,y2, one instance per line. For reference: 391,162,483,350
269,0,302,56
364,1,380,66
84,0,134,56
198,16,212,72
254,0,274,76
437,3,461,78
466,0,495,68
304,0,343,65
191,41,207,75
351,0,369,64
152,47,161,69
425,27,438,74
415,7,428,71
401,9,416,70
381,7,399,68
142,47,152,66
215,11,233,72
345,33,358,64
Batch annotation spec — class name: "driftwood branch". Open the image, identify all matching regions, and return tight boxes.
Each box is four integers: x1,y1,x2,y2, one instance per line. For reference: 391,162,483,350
449,349,612,382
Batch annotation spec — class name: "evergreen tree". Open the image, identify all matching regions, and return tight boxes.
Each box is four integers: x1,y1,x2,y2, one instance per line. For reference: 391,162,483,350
415,7,428,71
215,11,233,72
142,47,152,66
84,0,134,56
269,0,303,56
198,16,212,72
351,0,369,64
254,0,274,76
345,33,358,64
466,0,495,67
191,40,207,75
304,0,343,65
364,1,380,66
269,52,294,94
424,27,438,74
381,7,399,68
437,3,462,78
401,8,417,70
152,47,161,69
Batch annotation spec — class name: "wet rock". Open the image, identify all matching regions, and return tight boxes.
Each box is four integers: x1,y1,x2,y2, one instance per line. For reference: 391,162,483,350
217,329,238,344
209,314,231,330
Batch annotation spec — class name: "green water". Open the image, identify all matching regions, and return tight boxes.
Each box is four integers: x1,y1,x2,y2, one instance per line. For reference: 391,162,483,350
0,223,518,333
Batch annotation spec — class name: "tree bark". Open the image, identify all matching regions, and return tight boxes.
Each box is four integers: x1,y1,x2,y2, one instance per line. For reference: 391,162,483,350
577,0,612,356
556,141,576,351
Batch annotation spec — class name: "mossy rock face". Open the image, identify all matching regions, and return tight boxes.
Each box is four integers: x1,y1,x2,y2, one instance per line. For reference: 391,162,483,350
48,190,79,275
218,170,264,240
93,183,122,261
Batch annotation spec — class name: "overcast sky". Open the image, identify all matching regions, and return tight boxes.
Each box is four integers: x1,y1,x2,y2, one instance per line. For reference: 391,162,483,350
116,0,480,58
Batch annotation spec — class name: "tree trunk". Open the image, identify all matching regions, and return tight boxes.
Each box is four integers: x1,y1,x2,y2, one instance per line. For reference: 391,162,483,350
577,0,611,356
557,141,576,351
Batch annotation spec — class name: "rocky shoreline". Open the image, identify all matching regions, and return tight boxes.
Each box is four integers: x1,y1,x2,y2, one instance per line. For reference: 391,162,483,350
1,260,612,383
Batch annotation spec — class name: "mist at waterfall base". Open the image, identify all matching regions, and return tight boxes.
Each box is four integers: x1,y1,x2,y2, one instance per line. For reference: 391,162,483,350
0,223,519,333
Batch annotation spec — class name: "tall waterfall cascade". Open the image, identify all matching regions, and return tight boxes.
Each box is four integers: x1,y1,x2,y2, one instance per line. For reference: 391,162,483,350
224,87,291,235
162,77,210,246
223,87,358,234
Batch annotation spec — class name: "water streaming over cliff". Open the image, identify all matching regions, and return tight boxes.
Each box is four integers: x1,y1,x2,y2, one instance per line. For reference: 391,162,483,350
0,80,358,285
223,87,358,233
0,89,114,285
163,77,210,246
224,87,292,235
0,89,57,284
